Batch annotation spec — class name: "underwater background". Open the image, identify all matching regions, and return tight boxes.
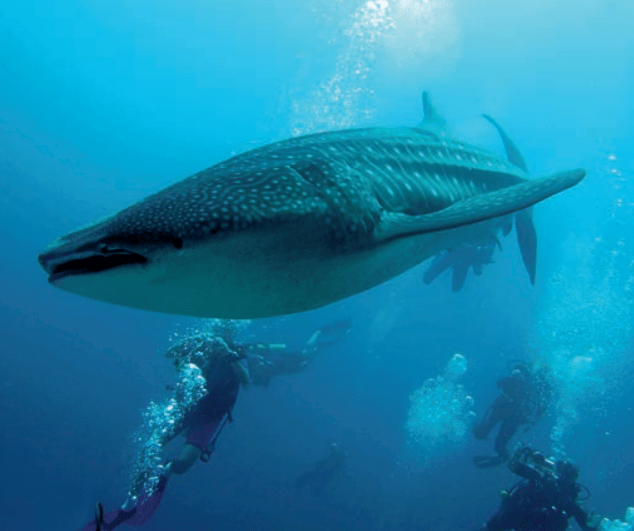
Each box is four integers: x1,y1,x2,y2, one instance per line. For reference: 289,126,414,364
1,0,633,530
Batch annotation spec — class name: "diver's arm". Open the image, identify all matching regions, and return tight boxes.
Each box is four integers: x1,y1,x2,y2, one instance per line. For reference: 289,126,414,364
508,445,563,491
570,502,597,531
507,455,543,482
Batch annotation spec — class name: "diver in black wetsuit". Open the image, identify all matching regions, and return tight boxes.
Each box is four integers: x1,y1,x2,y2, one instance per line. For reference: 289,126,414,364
79,319,351,530
473,363,552,468
294,442,348,494
481,445,598,531
81,321,249,531
423,236,500,292
245,318,352,387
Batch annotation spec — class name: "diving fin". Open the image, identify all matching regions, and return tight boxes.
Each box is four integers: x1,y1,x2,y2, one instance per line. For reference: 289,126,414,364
376,169,585,242
452,261,469,292
473,455,507,468
79,476,169,531
423,252,454,285
502,219,513,237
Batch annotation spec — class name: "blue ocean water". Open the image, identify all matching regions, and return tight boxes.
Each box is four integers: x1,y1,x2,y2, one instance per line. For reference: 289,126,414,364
1,0,633,530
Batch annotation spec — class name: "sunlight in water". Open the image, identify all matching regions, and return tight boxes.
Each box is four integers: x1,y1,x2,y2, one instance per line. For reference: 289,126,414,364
290,0,394,135
383,0,459,65
530,149,634,458
289,0,457,135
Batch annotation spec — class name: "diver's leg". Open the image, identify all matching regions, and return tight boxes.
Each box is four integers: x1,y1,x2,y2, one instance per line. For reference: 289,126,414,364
494,417,522,459
166,443,201,476
473,397,506,439
306,318,352,352
166,410,225,477
482,510,515,531
423,252,453,285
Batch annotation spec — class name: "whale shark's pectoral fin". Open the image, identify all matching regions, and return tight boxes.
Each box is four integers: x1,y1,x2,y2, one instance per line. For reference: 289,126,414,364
482,114,528,172
374,169,585,243
515,208,537,284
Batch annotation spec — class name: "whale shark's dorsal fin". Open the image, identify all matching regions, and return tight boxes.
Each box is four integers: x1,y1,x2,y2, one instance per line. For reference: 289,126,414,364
421,92,446,127
482,114,528,172
417,91,447,136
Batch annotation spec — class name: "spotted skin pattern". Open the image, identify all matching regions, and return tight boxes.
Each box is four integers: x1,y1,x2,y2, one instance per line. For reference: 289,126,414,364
55,127,526,252
38,117,584,319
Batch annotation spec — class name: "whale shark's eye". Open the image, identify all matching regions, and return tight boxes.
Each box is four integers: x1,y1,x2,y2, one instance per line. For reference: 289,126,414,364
172,238,183,249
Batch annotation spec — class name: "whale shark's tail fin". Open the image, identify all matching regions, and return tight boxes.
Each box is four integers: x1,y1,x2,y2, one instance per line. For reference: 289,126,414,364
482,114,527,172
482,114,536,283
515,209,537,284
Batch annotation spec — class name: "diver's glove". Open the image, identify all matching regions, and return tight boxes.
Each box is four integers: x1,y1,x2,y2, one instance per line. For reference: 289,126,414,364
586,510,601,530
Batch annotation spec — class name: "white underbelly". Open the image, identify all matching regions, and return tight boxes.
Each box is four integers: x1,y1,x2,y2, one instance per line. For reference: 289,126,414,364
56,218,503,318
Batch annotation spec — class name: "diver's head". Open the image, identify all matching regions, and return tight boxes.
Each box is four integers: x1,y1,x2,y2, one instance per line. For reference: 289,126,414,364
556,460,580,485
329,442,344,454
328,441,348,458
510,362,530,377
212,319,238,343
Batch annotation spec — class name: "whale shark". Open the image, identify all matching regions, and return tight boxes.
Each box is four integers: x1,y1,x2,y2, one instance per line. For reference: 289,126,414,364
38,93,585,318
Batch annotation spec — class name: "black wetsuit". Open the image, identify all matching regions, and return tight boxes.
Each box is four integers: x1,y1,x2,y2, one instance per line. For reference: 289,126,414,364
245,344,310,387
183,356,240,451
473,371,548,459
294,445,347,493
483,463,594,531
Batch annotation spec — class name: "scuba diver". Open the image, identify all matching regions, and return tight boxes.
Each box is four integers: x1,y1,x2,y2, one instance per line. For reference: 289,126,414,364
473,362,552,468
294,442,348,494
480,444,598,531
246,318,352,387
81,320,249,531
423,235,501,292
80,318,351,530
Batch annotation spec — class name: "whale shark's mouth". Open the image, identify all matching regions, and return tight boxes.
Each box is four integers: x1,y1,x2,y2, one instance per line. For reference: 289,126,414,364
40,248,147,282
